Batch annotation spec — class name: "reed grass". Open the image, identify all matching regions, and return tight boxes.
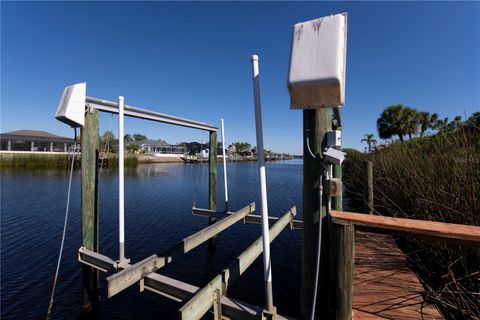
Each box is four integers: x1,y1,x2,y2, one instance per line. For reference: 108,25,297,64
343,129,480,319
0,152,77,168
0,152,138,168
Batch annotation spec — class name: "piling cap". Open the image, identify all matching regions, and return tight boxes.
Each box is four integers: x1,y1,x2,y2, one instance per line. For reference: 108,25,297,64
251,55,259,61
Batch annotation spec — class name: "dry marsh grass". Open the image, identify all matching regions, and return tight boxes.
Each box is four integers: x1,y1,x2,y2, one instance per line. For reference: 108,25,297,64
343,129,480,319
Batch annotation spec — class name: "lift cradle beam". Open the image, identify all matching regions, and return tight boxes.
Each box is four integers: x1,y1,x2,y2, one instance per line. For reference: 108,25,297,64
178,207,297,320
192,206,304,229
78,248,274,320
106,203,255,298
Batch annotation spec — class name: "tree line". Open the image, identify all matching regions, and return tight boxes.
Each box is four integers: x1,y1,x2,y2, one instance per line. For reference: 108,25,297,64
360,105,479,152
376,104,478,143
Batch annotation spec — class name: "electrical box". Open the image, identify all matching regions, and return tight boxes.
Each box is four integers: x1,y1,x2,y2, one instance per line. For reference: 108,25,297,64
323,147,346,165
55,82,87,127
329,178,343,197
287,13,347,109
327,130,342,147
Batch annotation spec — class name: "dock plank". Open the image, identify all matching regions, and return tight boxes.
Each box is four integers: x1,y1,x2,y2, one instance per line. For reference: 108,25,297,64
353,231,442,319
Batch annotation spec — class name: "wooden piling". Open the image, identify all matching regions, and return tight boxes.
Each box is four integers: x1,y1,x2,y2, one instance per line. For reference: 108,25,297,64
364,160,373,214
208,131,218,250
301,108,332,319
327,221,355,320
80,109,100,317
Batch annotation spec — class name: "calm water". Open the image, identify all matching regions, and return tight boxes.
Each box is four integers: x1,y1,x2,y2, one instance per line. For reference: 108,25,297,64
1,160,305,319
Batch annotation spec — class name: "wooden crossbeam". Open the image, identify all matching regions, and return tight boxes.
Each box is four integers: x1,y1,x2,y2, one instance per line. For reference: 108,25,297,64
106,203,255,298
178,207,297,320
193,206,303,229
331,210,480,246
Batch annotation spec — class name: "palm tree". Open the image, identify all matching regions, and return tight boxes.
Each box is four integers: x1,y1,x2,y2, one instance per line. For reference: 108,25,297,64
401,107,418,139
418,112,439,137
377,104,406,143
448,115,462,130
361,134,377,153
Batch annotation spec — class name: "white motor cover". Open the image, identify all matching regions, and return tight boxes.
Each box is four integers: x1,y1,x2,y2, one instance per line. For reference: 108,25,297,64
288,13,347,109
55,82,86,127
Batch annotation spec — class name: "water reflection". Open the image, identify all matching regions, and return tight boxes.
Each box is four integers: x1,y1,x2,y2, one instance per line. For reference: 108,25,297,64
1,160,304,319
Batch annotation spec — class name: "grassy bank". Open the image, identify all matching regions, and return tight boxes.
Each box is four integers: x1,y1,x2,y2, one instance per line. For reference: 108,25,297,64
0,152,78,168
343,129,479,319
0,152,139,168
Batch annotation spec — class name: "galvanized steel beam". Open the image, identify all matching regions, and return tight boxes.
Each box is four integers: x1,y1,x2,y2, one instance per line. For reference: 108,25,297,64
106,203,255,297
85,96,218,132
77,248,273,320
178,207,296,320
192,207,304,229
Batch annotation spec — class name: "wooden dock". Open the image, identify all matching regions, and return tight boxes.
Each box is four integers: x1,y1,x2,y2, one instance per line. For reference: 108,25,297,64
353,231,442,319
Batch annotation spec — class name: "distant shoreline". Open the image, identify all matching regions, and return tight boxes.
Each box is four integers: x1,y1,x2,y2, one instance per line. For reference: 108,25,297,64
0,151,297,168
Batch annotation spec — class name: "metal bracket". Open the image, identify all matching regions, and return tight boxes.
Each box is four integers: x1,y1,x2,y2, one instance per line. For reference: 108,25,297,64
262,306,277,320
212,288,223,320
114,257,131,269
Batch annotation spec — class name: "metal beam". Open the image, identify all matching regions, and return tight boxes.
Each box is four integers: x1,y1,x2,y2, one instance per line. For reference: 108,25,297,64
77,248,285,320
192,207,304,229
85,96,218,132
178,207,296,320
107,203,255,297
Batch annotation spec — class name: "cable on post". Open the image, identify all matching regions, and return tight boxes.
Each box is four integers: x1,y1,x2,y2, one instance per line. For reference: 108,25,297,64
46,128,78,320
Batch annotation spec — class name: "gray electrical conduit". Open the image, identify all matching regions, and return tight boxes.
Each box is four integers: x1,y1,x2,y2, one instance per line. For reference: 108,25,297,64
306,136,324,320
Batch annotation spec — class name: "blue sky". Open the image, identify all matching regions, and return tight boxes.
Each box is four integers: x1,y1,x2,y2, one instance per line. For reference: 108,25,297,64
1,1,479,154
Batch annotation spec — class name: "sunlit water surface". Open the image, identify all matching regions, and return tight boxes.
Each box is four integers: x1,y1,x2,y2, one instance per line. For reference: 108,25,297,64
1,160,308,319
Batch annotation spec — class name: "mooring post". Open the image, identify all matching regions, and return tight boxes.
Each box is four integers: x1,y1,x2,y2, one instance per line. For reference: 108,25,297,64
332,110,343,211
364,160,373,214
208,131,218,248
327,111,355,319
301,108,332,318
327,220,354,320
80,108,100,316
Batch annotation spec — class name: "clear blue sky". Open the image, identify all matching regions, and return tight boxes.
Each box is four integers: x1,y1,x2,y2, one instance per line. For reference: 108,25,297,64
2,1,479,154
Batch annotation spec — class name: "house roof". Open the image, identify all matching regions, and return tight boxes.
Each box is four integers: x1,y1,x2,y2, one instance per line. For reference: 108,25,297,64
0,129,74,143
127,139,177,147
2,130,63,138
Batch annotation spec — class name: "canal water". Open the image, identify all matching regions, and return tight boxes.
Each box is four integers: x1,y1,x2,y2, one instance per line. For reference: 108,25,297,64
1,160,306,319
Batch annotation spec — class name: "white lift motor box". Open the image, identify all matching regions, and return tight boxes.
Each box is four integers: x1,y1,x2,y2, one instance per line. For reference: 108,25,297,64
55,82,87,127
327,130,342,147
287,13,347,109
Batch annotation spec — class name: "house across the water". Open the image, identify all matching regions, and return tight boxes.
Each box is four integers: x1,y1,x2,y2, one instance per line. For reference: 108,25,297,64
127,139,185,157
0,130,75,152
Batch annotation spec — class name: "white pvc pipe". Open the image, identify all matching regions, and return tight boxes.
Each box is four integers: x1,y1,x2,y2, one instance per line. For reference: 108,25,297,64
221,119,229,211
251,54,274,312
118,96,125,262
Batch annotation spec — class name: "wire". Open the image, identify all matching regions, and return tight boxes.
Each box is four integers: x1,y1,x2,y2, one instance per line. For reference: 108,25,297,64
46,129,77,320
310,168,324,320
306,136,317,159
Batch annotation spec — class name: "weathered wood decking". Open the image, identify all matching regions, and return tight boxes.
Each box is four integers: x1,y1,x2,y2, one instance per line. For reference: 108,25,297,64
353,231,442,319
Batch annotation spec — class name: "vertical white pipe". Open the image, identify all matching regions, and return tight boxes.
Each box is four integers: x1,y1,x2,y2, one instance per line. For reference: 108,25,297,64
221,119,229,211
251,54,274,312
118,96,125,262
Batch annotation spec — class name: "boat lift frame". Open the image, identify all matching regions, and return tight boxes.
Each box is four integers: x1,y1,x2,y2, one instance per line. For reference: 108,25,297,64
71,90,299,319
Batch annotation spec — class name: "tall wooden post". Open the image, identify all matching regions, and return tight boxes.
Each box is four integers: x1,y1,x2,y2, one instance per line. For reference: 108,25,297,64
301,108,332,318
327,221,354,320
364,160,373,214
332,117,343,210
81,109,100,317
208,131,218,250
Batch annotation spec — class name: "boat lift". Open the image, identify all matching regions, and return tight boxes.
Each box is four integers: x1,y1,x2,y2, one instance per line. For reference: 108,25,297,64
55,81,300,319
